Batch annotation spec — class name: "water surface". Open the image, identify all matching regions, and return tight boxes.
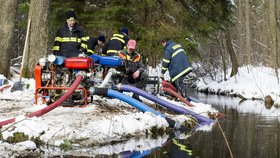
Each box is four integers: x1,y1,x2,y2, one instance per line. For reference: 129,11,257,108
150,92,280,158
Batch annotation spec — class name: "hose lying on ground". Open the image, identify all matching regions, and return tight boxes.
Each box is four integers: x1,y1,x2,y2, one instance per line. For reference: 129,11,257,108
161,80,225,119
162,87,195,107
0,75,83,128
91,87,181,128
116,84,213,125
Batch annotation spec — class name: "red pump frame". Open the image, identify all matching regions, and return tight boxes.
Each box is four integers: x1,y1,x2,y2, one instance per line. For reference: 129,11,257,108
34,64,88,106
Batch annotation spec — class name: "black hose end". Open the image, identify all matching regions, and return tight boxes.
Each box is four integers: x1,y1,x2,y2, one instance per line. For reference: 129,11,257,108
94,87,108,97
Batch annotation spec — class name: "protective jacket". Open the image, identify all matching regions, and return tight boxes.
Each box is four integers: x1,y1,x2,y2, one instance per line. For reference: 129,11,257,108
116,50,147,90
117,50,145,75
52,23,85,58
161,40,192,82
102,33,129,56
81,36,98,55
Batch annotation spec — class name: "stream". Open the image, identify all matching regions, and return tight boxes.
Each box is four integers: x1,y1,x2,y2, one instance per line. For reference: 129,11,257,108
146,91,280,158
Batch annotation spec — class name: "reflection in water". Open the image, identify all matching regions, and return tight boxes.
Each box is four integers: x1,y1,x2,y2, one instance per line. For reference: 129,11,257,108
185,92,280,158
44,134,169,157
161,138,193,158
129,92,280,158
46,91,280,157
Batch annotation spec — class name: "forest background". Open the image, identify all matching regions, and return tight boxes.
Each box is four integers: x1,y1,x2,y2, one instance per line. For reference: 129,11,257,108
0,0,279,83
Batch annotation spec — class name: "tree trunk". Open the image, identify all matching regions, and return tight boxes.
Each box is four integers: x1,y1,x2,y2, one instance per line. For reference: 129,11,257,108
276,0,280,69
216,34,227,81
0,0,17,78
244,0,252,65
23,0,51,78
225,29,239,77
235,0,245,66
275,0,280,83
264,0,277,68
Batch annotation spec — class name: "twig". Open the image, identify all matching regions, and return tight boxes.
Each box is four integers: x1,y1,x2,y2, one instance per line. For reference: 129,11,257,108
217,120,233,158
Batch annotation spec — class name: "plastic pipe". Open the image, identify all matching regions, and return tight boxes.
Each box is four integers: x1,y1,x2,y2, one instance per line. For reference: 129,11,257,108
93,87,165,118
107,89,165,117
98,71,113,88
117,84,213,124
92,87,179,128
98,68,120,88
0,75,83,128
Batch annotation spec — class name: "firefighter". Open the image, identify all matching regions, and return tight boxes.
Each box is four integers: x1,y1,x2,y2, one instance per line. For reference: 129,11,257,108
102,27,129,56
161,38,192,98
115,39,148,102
52,10,86,58
81,35,106,55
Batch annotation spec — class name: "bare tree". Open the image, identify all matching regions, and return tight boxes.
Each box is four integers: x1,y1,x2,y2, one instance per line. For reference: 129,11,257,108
0,0,17,77
244,0,252,66
23,0,51,77
225,29,239,77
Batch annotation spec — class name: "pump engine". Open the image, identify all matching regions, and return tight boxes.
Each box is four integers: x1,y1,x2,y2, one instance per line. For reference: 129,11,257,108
34,55,95,106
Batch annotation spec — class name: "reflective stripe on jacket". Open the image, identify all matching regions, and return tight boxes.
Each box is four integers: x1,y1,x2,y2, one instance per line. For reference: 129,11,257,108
162,40,192,82
52,23,85,58
103,33,128,56
81,36,98,54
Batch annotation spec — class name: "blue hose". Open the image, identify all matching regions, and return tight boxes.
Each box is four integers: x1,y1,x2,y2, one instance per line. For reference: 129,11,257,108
91,87,181,128
117,84,213,124
107,89,166,118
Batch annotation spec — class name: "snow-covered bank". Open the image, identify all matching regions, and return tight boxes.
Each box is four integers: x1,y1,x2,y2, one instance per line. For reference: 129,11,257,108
196,66,280,105
0,74,217,157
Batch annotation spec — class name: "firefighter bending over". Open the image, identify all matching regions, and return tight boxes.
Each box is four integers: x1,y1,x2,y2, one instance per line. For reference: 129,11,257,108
102,27,129,56
81,35,106,56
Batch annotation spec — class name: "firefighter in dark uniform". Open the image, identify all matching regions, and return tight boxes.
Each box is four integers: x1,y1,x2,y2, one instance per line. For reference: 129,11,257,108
81,35,106,55
52,10,86,58
115,39,148,102
102,27,129,56
161,38,192,98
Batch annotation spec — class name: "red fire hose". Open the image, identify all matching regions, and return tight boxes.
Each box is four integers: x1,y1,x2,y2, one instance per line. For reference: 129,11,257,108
162,87,195,107
161,80,225,118
161,80,177,92
0,75,83,128
161,80,194,107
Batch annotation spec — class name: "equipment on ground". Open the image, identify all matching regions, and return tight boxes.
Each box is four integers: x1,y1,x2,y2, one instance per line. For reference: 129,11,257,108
34,55,95,106
34,54,125,106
